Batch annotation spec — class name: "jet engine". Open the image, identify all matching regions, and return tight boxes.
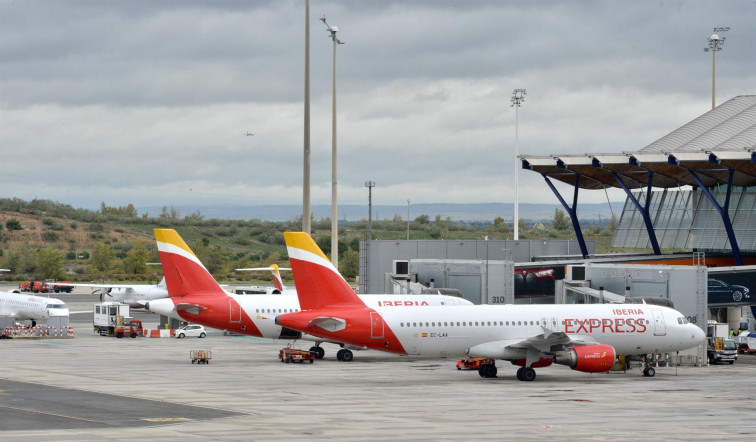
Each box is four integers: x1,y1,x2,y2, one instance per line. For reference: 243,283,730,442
553,345,616,373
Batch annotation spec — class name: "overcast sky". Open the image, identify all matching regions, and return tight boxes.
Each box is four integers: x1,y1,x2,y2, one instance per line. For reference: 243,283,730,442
1,0,753,215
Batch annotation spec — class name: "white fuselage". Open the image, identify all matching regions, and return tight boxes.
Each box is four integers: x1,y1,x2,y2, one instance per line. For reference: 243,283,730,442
375,303,705,358
103,285,169,307
0,291,69,322
147,293,472,341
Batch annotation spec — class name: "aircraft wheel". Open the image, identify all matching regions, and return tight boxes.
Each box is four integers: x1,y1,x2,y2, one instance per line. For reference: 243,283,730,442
478,365,487,377
485,364,497,378
643,367,656,377
516,367,524,380
341,349,354,362
520,367,536,382
310,346,325,359
336,349,344,361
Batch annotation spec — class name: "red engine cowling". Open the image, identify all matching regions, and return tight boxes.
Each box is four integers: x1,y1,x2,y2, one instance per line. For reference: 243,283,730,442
511,357,553,368
554,345,616,373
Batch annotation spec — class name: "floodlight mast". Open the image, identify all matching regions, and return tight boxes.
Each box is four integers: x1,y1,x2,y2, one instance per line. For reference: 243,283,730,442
704,27,729,110
303,0,311,234
321,15,345,267
365,181,375,241
511,88,526,240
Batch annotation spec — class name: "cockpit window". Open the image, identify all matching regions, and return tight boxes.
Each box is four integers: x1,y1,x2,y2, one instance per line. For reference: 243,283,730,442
46,304,65,309
677,317,689,324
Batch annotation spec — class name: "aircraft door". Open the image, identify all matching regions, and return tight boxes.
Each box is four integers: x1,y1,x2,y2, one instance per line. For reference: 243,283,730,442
370,312,385,339
229,299,242,324
651,309,666,336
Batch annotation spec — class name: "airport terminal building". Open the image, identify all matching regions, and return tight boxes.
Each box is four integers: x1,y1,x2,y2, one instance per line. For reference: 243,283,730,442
361,96,756,342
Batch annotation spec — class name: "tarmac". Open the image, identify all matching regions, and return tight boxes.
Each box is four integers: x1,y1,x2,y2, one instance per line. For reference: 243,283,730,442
2,288,756,440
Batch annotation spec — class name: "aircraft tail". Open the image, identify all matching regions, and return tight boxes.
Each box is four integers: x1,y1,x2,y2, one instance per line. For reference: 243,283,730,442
284,232,365,310
235,265,290,292
154,229,226,298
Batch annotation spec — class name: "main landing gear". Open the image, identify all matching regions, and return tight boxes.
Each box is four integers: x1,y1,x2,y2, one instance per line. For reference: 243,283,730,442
306,345,354,362
477,359,497,378
309,346,325,360
476,359,537,381
516,367,536,382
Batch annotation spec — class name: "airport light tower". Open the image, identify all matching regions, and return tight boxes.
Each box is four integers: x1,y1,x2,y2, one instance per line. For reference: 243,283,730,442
365,181,375,241
511,88,526,240
303,0,311,234
704,27,729,110
321,15,344,267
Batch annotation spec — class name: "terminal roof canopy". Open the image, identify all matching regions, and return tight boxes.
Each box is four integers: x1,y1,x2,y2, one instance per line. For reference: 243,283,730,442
521,95,756,190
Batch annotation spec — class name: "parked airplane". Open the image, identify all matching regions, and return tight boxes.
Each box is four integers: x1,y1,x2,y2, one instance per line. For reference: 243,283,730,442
235,265,293,294
0,290,70,326
50,279,169,308
276,232,706,381
148,229,472,360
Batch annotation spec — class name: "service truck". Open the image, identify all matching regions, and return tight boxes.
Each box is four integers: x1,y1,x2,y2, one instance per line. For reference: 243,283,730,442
93,302,142,338
707,321,737,365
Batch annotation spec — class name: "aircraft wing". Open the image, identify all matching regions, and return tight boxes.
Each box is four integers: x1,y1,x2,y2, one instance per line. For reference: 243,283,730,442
48,282,141,291
468,328,601,363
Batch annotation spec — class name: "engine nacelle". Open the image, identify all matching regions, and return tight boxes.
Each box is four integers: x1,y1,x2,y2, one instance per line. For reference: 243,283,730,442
511,357,553,368
553,345,616,373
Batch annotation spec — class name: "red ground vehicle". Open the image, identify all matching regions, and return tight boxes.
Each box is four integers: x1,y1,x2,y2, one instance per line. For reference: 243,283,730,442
279,347,315,364
456,357,487,370
49,280,74,293
19,281,50,293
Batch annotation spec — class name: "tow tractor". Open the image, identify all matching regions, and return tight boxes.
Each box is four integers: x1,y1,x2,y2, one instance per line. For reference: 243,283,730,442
279,346,315,364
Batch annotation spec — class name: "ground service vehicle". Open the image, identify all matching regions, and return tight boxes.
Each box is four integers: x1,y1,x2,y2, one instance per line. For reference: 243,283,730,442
49,280,74,293
456,357,487,370
707,321,737,364
175,324,207,338
19,281,50,293
279,347,315,364
93,302,143,338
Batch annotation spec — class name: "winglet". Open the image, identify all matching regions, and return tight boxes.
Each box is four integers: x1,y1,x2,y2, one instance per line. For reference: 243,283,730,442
154,229,226,298
284,232,365,310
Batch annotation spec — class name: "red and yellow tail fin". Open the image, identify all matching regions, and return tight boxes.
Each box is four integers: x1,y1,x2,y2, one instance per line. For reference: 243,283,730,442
154,229,226,298
284,232,365,310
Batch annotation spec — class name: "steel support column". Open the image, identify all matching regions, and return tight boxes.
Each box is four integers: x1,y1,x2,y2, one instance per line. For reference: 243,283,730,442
688,168,743,266
612,171,661,255
542,174,589,258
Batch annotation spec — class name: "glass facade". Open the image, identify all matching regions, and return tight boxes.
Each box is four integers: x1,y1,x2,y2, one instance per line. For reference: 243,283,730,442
613,187,756,252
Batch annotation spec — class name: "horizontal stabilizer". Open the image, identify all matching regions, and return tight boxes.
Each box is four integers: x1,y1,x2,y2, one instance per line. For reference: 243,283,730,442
175,303,207,315
307,316,347,332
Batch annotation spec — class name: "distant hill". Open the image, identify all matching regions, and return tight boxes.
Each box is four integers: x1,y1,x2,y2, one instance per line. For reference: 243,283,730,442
137,202,624,223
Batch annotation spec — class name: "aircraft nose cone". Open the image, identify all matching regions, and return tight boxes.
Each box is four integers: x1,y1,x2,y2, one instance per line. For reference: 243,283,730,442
693,326,706,344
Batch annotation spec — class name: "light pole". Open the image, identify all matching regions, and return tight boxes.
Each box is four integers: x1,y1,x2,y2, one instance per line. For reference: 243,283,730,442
406,199,411,240
365,181,375,241
704,27,729,110
303,0,311,234
511,88,526,240
321,15,344,267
